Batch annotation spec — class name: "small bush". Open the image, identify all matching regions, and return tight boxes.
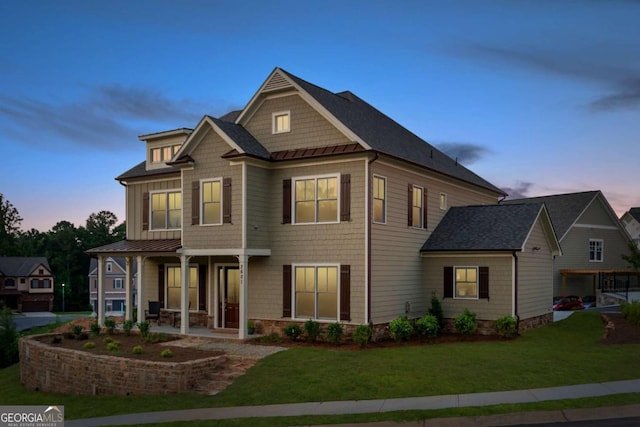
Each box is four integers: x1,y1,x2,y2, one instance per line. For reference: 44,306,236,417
389,316,413,342
83,341,96,349
122,320,135,336
326,322,344,345
51,335,63,344
283,323,302,342
90,321,101,336
428,292,444,330
454,309,477,335
106,341,121,352
103,336,115,344
304,319,321,343
132,345,144,355
415,314,440,338
137,321,151,339
160,349,173,358
621,301,640,326
493,315,518,338
71,324,83,338
104,318,116,334
0,308,17,368
352,324,371,348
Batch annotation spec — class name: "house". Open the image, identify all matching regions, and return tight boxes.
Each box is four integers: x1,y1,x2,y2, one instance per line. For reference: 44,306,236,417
87,67,556,339
88,257,137,315
0,257,54,312
503,191,635,301
621,207,640,248
421,203,561,331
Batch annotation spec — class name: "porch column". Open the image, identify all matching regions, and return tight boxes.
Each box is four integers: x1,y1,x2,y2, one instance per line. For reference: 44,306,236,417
136,256,144,324
97,256,105,326
125,256,133,321
238,254,249,339
180,255,191,334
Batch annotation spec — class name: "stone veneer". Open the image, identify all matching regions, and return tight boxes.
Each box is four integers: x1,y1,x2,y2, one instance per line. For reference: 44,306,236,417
19,334,226,395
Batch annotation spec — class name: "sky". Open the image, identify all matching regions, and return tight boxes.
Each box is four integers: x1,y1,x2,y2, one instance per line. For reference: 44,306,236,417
1,0,639,232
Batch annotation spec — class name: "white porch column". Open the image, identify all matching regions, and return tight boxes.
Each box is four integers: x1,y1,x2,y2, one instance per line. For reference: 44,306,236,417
136,256,144,324
125,257,133,321
238,254,249,339
180,255,191,334
97,256,105,326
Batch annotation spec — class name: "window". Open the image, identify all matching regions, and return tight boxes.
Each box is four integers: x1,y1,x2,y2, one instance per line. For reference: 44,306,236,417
114,278,124,289
589,239,603,262
273,111,290,134
373,175,386,223
455,267,478,299
440,193,447,210
166,265,197,310
93,279,97,289
202,179,222,225
444,266,489,300
409,185,425,228
4,278,15,288
151,191,182,229
294,265,338,320
30,279,51,289
151,148,162,163
150,145,181,164
106,262,112,272
294,175,338,223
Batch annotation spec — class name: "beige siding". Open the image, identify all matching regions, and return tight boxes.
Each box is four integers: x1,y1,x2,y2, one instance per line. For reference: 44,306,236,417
246,164,271,249
370,160,500,323
126,178,181,240
518,220,554,319
244,94,351,152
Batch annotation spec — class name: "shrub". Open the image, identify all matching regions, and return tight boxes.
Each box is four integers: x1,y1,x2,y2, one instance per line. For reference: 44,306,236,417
428,292,444,330
83,341,96,349
0,308,18,367
106,341,121,352
621,301,640,326
103,336,115,344
389,316,413,342
90,321,101,336
122,320,135,336
137,321,151,339
132,345,144,355
71,324,84,338
352,324,371,348
454,309,477,335
104,318,116,334
326,322,344,345
51,335,63,344
493,315,518,338
160,349,173,358
283,323,302,342
415,314,440,338
304,319,321,343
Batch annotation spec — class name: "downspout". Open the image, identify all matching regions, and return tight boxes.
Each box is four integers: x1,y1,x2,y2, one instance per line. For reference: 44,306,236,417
366,152,379,326
513,251,520,333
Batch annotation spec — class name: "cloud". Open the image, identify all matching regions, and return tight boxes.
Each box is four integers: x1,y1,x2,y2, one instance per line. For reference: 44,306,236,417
435,142,491,165
501,181,534,199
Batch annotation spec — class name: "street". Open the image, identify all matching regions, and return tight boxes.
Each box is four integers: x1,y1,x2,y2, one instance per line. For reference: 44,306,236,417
13,312,90,332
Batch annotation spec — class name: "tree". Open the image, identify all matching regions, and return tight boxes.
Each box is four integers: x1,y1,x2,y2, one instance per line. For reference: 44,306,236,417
79,211,125,249
622,241,640,272
0,194,23,256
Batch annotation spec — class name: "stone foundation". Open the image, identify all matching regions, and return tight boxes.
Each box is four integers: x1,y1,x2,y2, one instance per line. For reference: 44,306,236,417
19,334,227,395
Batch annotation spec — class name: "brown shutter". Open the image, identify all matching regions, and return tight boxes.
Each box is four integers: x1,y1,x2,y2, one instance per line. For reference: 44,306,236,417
423,188,428,229
479,266,489,299
407,184,413,226
223,177,232,224
340,174,351,222
158,264,165,308
444,266,453,298
191,181,200,225
282,179,292,224
282,265,292,317
198,264,207,311
340,265,351,321
142,192,150,231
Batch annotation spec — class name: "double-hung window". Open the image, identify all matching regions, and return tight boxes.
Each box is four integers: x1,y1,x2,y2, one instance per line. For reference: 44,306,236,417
373,175,386,223
202,179,222,225
295,265,338,320
455,267,478,299
589,239,603,262
166,265,198,310
273,111,290,134
113,278,123,289
151,191,182,230
294,175,338,223
409,185,425,228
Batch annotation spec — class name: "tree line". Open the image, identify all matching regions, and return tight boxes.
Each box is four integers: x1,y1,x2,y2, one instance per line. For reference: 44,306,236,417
1,193,125,311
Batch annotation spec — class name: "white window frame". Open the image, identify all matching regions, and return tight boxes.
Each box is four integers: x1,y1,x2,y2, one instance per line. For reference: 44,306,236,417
113,278,124,289
292,174,340,224
106,262,112,272
440,192,448,210
292,263,340,321
150,190,182,231
589,239,604,262
373,175,387,224
454,266,479,300
411,184,424,229
165,264,198,311
201,178,223,225
272,110,291,134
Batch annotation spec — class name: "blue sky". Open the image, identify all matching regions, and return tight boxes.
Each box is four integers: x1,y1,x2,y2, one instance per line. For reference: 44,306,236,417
1,0,639,231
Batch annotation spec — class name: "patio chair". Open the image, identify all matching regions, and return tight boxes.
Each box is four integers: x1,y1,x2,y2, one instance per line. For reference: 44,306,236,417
145,301,161,325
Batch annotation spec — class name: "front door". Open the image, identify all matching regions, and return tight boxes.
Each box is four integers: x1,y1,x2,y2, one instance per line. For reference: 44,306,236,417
218,266,239,329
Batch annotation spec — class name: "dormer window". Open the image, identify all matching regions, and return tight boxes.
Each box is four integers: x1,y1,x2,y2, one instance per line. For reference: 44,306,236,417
150,144,182,164
273,111,290,134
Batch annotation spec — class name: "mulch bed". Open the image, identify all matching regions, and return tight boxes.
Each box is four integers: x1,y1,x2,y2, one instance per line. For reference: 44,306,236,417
601,313,640,345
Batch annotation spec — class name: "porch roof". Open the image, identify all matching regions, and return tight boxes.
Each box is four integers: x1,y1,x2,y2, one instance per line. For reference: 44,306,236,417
86,239,181,255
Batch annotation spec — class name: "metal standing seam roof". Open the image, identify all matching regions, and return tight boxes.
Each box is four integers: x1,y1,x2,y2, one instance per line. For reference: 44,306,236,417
0,257,51,276
86,239,182,254
420,203,545,252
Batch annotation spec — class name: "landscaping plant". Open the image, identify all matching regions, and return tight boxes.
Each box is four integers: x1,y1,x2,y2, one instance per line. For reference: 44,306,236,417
82,342,96,349
132,345,144,354
283,323,302,342
454,308,477,335
621,300,640,326
352,324,371,348
389,316,413,342
304,319,321,342
493,315,518,338
89,321,101,337
428,292,444,330
326,322,344,345
122,319,135,336
104,318,116,334
160,349,173,358
415,314,440,338
137,320,151,340
0,308,18,368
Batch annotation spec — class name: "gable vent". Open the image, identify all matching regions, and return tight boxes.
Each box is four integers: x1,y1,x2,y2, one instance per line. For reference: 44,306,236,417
263,71,292,92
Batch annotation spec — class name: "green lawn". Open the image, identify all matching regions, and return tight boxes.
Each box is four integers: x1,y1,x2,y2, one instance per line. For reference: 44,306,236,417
3,311,640,422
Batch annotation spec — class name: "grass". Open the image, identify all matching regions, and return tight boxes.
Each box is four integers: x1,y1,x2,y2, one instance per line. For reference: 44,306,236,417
3,311,640,422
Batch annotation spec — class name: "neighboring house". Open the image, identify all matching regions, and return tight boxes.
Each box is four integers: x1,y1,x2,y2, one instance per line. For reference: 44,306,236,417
88,257,137,315
87,67,555,338
0,257,54,312
503,191,635,299
620,207,640,248
421,203,561,331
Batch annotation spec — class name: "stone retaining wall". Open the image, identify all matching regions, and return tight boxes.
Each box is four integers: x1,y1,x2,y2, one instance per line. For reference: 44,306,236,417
19,334,227,395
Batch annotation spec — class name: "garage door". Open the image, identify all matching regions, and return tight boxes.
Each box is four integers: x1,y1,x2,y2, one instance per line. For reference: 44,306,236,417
22,300,50,312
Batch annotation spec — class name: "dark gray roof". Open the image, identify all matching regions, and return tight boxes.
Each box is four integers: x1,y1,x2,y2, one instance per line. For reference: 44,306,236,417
116,161,179,182
502,191,599,241
421,204,544,252
280,69,505,196
206,115,271,159
628,207,640,223
219,110,242,122
0,257,51,276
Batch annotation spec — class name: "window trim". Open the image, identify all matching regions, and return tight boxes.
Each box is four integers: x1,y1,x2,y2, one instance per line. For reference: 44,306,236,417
410,184,425,229
272,110,291,134
149,190,182,231
292,174,340,225
291,263,340,321
373,175,387,224
113,278,124,289
439,192,448,211
454,266,479,300
589,238,604,262
165,264,198,311
200,178,223,226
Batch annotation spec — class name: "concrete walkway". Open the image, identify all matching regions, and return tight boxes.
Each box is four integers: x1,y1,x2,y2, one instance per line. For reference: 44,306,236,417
66,378,640,427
